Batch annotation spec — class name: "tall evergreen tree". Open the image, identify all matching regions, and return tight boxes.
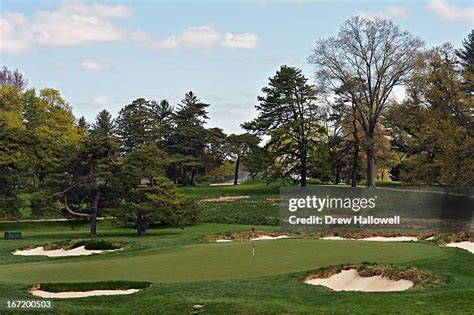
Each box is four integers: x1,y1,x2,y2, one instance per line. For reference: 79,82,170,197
60,110,120,236
457,29,474,94
167,91,210,185
243,65,323,187
116,98,155,153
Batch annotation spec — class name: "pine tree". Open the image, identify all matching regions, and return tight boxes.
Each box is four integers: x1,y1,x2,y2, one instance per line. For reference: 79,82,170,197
243,65,323,187
116,98,155,153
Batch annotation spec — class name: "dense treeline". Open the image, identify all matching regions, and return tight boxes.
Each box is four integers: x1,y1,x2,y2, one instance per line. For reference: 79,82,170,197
0,17,472,233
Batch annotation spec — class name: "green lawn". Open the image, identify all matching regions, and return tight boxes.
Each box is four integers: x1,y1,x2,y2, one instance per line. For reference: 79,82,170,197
0,182,472,314
0,220,473,314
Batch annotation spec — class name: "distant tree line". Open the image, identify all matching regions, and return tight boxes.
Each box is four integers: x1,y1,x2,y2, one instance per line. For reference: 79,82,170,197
1,17,472,232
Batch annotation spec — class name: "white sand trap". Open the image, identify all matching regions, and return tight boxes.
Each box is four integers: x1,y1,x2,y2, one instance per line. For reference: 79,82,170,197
360,236,418,242
305,269,413,292
321,236,349,240
13,246,121,257
251,235,289,241
209,182,236,186
215,239,233,243
446,241,474,254
31,289,140,299
425,236,436,241
321,236,417,242
202,195,250,202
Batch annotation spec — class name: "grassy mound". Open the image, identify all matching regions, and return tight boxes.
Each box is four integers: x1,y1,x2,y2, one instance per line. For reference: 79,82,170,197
35,281,151,292
304,263,445,289
428,232,473,245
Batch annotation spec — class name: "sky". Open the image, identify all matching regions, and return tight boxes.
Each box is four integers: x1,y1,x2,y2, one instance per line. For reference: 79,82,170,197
1,0,473,134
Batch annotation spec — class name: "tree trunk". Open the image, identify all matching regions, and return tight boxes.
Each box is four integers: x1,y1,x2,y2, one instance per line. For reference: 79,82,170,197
366,134,376,189
233,155,240,185
350,112,359,188
190,169,196,186
137,213,146,236
300,155,307,188
335,167,341,184
90,190,102,237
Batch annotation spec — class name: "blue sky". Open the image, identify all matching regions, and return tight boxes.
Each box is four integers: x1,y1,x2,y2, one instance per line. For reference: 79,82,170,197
1,0,473,134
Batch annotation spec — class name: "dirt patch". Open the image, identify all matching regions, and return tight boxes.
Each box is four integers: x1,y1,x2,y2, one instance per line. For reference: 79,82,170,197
13,246,122,257
201,195,250,202
446,241,474,254
31,288,140,298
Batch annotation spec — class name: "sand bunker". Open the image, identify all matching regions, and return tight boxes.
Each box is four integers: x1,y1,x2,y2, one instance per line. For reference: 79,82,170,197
215,239,233,243
321,236,418,242
321,236,348,240
13,246,122,257
251,235,289,241
360,236,418,242
31,289,140,299
446,241,474,254
305,269,413,292
201,195,250,202
209,182,236,186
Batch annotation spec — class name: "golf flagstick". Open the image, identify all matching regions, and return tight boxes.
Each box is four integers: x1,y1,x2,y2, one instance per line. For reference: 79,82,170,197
251,227,255,262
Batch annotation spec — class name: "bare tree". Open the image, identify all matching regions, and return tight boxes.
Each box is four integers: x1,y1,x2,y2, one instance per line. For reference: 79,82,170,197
0,67,27,89
308,17,423,188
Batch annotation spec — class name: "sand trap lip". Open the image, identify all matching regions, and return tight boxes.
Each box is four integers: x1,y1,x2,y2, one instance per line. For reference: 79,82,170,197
321,236,418,242
31,289,140,298
251,235,290,241
13,246,122,257
201,195,250,202
215,239,233,243
446,241,474,254
304,269,413,292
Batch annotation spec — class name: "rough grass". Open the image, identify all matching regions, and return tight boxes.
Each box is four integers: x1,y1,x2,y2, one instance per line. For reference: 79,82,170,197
304,263,445,289
429,231,473,245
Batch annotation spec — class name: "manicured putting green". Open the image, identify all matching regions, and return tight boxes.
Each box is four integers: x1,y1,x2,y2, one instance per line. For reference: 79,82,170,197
1,239,445,284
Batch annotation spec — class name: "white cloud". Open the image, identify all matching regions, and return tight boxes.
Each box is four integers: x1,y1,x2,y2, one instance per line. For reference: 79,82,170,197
80,59,109,70
93,96,113,105
133,26,260,51
0,1,128,52
356,5,409,20
0,13,32,53
427,0,474,22
178,26,221,47
222,33,260,49
60,1,132,18
0,1,260,53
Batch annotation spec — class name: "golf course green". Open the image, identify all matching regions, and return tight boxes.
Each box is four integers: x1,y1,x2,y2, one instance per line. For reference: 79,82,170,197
0,238,446,284
0,184,473,314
